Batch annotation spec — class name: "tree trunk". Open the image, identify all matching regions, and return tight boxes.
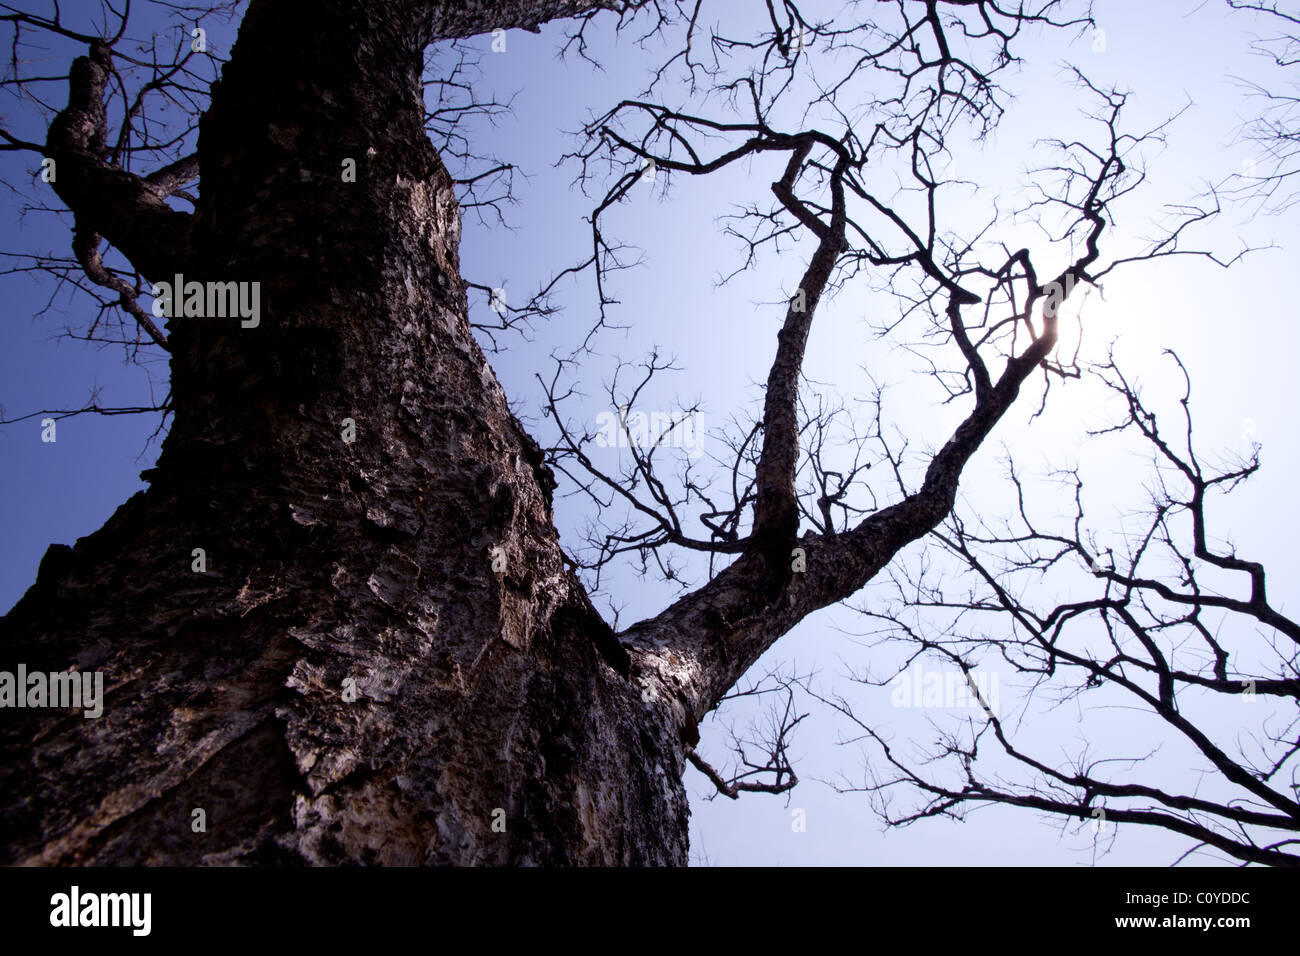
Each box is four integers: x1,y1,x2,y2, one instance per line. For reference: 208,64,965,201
1,0,690,866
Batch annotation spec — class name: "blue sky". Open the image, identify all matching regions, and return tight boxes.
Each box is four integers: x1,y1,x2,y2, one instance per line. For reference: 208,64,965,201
3,0,1297,865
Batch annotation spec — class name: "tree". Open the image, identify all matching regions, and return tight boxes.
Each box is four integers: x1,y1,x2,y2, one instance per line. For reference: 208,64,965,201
0,0,1247,865
1229,0,1300,211
825,350,1300,867
800,0,1300,869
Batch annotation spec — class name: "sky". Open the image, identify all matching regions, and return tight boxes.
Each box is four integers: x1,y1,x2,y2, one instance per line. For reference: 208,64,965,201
2,0,1297,866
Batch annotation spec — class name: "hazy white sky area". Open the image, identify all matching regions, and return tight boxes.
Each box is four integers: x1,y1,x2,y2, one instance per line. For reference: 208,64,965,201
3,0,1296,866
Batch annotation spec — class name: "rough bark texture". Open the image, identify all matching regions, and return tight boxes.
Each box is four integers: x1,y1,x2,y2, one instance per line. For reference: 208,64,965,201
2,0,690,866
1,0,1067,866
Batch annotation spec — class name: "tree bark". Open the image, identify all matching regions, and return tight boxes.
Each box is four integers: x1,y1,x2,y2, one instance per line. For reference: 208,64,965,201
0,0,1089,866
1,0,689,866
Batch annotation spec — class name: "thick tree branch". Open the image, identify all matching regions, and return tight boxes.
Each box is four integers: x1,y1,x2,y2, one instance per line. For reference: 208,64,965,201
620,87,1214,730
751,152,850,570
44,41,194,281
421,0,646,42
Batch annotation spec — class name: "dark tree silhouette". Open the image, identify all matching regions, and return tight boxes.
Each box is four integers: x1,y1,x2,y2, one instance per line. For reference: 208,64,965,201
824,349,1299,867
1229,0,1300,210
0,0,1254,866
